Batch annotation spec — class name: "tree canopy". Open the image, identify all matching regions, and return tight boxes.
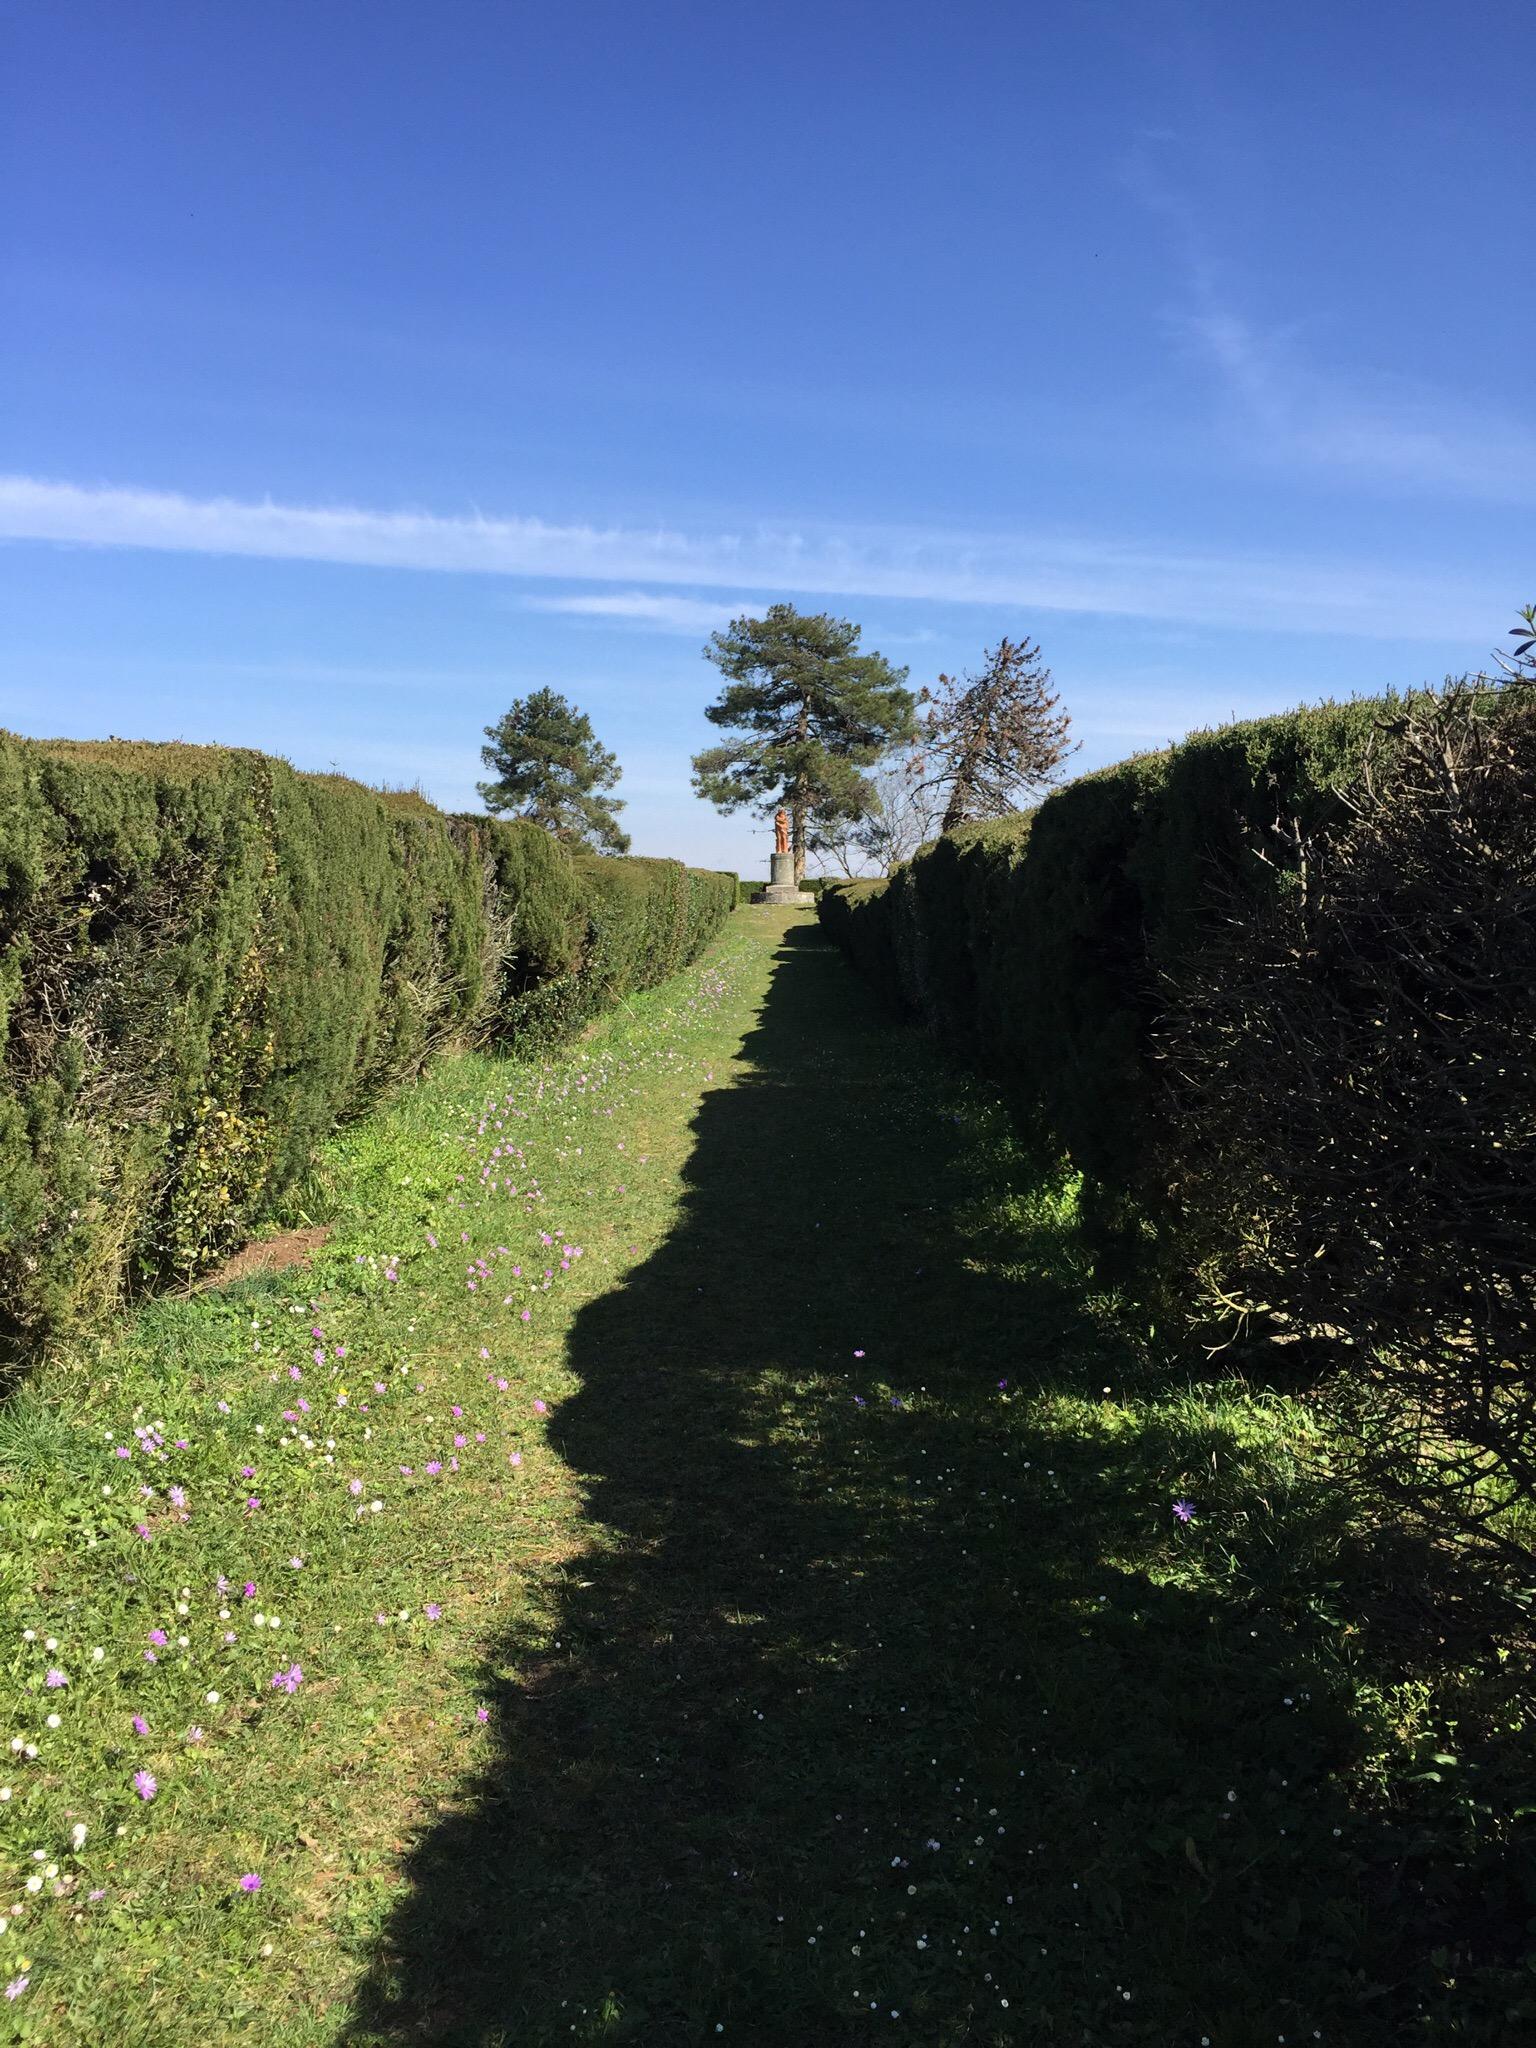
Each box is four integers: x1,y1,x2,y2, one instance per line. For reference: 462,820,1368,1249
912,637,1076,833
692,604,914,879
478,688,630,853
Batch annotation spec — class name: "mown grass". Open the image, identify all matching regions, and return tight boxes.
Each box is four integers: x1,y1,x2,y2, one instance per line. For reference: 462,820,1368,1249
2,911,1532,2044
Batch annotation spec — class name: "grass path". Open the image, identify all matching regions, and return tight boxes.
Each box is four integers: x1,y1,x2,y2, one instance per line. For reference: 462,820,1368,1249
1,911,1510,2044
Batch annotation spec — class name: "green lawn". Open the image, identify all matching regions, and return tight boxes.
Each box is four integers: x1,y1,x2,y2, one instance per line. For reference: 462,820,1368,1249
1,910,1527,2044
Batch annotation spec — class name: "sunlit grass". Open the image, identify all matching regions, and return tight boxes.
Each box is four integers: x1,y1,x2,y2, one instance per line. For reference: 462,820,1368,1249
1,911,1529,2045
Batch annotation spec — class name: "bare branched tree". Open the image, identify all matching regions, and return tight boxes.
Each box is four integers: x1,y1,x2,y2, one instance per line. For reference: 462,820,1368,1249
808,752,939,877
911,637,1077,833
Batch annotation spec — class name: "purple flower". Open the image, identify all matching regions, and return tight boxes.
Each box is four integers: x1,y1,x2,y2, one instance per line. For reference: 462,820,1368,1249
269,1663,304,1694
45,1668,67,1688
424,1603,442,1621
147,1628,167,1647
242,1582,257,1599
132,1714,149,1737
239,1872,262,1892
5,1975,28,2001
532,1399,547,1416
168,1485,187,1509
475,1706,489,1723
133,1769,157,1801
1172,1499,1197,1524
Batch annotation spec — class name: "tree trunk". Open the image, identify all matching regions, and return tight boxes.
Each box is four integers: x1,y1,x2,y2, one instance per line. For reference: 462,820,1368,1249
940,771,972,834
793,695,810,883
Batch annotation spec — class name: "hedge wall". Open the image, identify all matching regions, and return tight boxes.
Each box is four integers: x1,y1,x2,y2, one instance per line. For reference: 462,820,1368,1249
0,733,734,1351
818,695,1402,1268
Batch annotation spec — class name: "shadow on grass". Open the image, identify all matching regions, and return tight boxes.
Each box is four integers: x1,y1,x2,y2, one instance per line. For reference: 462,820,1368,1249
338,924,1507,2047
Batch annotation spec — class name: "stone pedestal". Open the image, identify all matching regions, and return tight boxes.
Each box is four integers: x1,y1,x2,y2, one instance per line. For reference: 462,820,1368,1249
755,850,815,906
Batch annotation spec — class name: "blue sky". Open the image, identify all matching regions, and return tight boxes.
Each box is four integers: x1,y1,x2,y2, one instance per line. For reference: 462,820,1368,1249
2,1,1530,873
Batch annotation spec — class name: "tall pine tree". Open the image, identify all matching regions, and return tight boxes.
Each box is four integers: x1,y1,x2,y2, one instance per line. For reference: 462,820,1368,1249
478,688,630,853
692,604,914,881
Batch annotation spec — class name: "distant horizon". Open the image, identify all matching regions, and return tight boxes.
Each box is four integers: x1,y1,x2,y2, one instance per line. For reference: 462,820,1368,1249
3,2,1528,871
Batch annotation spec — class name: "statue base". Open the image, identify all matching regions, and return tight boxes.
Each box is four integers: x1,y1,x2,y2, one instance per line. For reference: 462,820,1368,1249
753,850,815,906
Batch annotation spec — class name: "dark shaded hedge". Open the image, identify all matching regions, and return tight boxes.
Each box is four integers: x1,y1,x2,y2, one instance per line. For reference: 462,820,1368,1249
818,696,1398,1270
0,733,733,1351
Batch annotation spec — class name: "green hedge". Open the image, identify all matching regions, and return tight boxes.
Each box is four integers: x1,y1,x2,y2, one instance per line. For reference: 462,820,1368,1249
0,733,733,1351
819,696,1401,1268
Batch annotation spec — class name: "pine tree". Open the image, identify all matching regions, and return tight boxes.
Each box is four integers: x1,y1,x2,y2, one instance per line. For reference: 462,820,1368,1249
692,604,914,882
478,688,630,853
912,637,1076,833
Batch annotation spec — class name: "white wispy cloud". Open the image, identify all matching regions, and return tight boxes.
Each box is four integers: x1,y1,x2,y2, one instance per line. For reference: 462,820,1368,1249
1177,303,1536,498
1125,146,1536,501
0,472,1504,641
521,590,750,633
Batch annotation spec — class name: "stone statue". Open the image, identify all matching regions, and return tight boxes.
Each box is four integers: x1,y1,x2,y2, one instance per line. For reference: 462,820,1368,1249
755,803,813,905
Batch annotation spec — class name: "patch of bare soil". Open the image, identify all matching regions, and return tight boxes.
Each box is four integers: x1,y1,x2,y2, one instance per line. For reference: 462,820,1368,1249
198,1224,331,1290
